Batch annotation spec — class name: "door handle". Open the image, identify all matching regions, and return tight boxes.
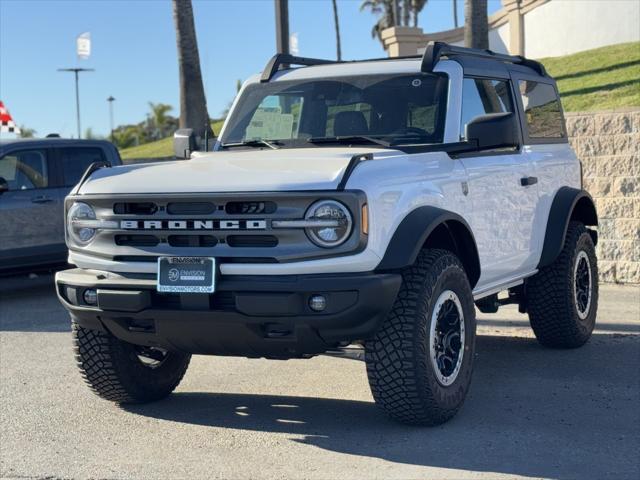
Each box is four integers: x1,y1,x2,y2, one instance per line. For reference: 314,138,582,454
520,176,538,187
31,195,53,204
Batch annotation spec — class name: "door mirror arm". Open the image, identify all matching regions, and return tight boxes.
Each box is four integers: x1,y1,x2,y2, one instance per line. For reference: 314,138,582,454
174,129,197,160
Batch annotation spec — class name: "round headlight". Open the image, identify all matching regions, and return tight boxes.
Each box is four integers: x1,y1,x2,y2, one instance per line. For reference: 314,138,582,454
67,202,97,244
305,200,353,248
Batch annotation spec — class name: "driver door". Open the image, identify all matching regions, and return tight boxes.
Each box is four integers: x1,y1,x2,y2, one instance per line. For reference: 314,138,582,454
458,77,539,287
0,148,65,269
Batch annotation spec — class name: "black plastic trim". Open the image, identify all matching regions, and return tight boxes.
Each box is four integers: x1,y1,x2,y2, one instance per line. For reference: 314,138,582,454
421,41,548,77
56,268,402,358
73,161,110,194
337,153,373,190
261,54,337,82
538,187,598,269
376,206,481,287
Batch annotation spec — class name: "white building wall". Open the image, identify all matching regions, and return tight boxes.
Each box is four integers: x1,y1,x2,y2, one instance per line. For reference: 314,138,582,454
491,23,511,54
523,0,640,58
448,23,509,52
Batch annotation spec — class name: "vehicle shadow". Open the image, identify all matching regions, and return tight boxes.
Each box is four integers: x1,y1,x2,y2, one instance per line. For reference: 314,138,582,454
124,333,640,480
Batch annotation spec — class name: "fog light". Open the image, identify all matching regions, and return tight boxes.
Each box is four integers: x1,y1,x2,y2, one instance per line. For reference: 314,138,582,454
309,294,327,312
83,289,98,306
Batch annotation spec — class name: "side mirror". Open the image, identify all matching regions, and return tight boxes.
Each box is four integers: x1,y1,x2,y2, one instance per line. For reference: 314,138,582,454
466,112,519,150
174,129,196,160
0,177,8,195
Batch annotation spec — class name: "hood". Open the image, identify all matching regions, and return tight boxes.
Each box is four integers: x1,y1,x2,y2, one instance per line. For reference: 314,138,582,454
79,147,398,195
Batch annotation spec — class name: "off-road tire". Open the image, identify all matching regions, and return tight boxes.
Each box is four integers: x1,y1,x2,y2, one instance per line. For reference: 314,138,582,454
72,319,191,404
365,249,476,426
527,221,598,348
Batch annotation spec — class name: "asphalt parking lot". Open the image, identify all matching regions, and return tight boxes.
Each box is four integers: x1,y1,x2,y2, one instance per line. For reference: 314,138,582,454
1,273,639,480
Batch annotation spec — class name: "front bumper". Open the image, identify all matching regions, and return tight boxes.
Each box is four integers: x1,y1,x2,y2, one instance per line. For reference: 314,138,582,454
55,268,401,358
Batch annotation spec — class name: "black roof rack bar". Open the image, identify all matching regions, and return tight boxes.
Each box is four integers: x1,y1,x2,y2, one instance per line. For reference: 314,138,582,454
261,54,338,82
260,43,547,82
260,53,427,82
420,41,547,76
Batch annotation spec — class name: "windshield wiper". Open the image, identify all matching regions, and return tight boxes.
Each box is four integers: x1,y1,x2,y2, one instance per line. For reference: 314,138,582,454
221,139,281,150
307,135,392,148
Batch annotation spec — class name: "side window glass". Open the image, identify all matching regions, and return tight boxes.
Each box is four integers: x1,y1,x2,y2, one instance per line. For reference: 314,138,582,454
518,80,565,138
59,147,105,186
460,78,514,139
0,150,49,191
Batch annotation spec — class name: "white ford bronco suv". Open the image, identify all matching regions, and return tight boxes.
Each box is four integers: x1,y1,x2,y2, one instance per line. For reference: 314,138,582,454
56,42,598,425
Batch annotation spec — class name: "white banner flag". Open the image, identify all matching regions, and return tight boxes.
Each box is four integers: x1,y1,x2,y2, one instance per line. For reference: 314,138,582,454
77,32,91,60
290,32,299,56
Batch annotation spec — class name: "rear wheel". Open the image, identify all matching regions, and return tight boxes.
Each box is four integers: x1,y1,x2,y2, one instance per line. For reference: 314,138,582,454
72,319,191,404
527,221,598,348
365,249,476,426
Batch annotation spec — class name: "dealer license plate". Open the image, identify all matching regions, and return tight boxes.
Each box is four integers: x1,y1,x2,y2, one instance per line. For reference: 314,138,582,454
157,257,216,293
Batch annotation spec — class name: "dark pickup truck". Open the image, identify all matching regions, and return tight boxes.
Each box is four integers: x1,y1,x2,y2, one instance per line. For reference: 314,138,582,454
0,138,122,273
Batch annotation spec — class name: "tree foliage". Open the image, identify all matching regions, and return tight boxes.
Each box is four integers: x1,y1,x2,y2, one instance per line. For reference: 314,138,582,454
360,0,428,45
18,125,36,138
111,102,178,149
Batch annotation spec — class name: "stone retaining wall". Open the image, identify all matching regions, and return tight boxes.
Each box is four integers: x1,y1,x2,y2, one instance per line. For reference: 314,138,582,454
565,108,639,283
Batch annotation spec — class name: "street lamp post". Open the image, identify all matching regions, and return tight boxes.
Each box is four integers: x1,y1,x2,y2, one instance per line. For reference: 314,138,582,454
107,96,115,143
57,67,94,139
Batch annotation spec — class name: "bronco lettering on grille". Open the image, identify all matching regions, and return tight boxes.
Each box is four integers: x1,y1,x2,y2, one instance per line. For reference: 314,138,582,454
120,219,267,230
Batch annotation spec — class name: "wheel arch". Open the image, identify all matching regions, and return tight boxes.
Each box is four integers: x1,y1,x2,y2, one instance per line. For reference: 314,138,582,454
538,187,598,269
376,206,481,288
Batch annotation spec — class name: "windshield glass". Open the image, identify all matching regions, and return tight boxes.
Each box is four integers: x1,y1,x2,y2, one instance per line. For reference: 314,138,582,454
220,73,449,148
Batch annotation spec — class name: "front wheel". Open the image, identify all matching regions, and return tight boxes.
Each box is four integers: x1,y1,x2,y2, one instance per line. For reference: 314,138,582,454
72,320,191,404
365,249,476,426
527,221,598,348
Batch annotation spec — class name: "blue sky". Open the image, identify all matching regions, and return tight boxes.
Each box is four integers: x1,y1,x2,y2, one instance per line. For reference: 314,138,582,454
0,0,502,138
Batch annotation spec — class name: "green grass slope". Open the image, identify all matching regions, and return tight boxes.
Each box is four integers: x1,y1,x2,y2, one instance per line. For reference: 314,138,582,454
120,119,225,163
541,41,640,112
121,43,639,161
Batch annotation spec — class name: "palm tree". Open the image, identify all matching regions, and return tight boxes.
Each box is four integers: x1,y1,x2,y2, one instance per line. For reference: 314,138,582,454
331,0,342,61
148,102,173,139
360,0,427,46
172,0,212,144
360,0,397,45
464,0,488,49
410,0,427,27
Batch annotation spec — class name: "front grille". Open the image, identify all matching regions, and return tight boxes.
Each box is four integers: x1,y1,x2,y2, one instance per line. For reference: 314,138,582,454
227,235,278,248
225,201,277,215
167,235,218,247
115,235,160,247
76,191,365,264
167,202,216,215
113,202,158,215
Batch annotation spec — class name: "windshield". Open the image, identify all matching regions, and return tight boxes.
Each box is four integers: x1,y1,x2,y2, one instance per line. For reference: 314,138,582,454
220,73,449,149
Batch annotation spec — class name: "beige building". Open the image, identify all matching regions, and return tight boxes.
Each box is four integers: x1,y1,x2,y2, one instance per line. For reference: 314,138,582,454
382,0,640,58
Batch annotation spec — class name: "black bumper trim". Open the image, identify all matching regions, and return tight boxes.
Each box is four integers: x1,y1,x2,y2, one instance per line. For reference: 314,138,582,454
56,268,401,358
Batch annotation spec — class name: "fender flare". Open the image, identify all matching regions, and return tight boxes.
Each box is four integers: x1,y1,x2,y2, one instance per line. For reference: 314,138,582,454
538,187,598,269
376,206,481,288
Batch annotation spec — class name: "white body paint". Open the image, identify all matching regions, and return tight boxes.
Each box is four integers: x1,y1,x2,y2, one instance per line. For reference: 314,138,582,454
70,59,581,295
